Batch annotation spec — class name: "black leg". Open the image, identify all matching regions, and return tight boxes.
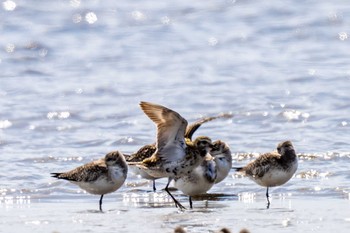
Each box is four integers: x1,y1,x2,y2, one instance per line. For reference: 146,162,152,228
189,196,193,209
99,194,104,212
152,180,156,192
165,177,186,210
266,187,270,209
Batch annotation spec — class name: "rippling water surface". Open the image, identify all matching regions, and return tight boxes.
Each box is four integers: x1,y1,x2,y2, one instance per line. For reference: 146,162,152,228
1,0,350,232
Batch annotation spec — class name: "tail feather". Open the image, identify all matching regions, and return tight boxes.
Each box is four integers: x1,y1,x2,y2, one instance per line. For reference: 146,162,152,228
51,172,77,181
232,167,244,172
51,173,63,178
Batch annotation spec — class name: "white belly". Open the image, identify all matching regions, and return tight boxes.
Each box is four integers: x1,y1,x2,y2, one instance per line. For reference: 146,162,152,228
214,158,232,184
251,162,298,187
73,177,124,195
174,178,214,196
73,166,127,195
130,166,158,180
174,165,215,196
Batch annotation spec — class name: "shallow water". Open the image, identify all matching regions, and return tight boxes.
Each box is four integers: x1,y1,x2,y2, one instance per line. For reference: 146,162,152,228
1,0,350,232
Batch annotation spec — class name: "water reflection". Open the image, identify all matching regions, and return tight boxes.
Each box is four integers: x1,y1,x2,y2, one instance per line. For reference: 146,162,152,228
338,32,348,41
0,195,31,205
5,43,15,53
0,120,12,129
122,191,237,209
1,0,350,232
85,12,98,24
2,0,16,11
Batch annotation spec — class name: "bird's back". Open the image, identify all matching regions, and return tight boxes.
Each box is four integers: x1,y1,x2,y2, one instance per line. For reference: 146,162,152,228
51,159,108,183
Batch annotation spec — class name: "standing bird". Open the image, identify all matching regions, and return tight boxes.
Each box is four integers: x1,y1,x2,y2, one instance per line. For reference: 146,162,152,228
173,153,217,208
174,226,250,233
211,140,232,184
51,151,128,212
173,139,232,208
126,113,232,192
234,141,298,208
125,143,158,191
132,101,214,210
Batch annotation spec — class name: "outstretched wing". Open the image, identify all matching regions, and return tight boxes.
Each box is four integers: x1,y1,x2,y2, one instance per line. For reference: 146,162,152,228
185,113,233,140
140,101,187,161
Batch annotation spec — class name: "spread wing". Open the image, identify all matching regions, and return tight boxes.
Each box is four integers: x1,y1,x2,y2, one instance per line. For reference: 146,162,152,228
140,101,187,161
185,113,233,140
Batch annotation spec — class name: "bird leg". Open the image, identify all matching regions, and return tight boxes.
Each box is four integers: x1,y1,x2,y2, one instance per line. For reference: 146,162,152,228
165,177,186,210
266,187,270,209
152,180,156,192
189,196,193,209
99,194,104,212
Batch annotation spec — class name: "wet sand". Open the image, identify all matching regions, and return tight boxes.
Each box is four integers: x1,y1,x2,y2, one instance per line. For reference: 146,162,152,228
1,189,350,233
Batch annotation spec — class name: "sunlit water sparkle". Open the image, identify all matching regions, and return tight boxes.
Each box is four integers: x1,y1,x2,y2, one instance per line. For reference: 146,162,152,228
1,0,350,232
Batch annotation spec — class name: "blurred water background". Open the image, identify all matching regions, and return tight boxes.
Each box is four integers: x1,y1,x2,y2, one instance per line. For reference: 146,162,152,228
1,0,350,232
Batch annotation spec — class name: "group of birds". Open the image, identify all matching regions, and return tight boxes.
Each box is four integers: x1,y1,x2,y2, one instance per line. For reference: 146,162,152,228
174,226,250,233
51,101,298,212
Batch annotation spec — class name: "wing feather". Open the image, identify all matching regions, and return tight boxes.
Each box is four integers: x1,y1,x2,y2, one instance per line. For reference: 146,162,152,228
140,101,187,161
244,152,280,178
185,113,233,140
51,160,108,182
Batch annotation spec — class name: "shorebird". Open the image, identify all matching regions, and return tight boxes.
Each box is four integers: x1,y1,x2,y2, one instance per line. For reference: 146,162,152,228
173,153,217,208
126,113,232,192
125,144,157,191
174,226,250,233
211,140,232,184
51,151,128,211
131,101,214,210
184,121,232,185
173,140,232,208
234,140,298,208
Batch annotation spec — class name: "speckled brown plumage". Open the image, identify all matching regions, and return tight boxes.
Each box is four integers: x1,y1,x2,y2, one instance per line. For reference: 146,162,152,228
51,159,108,182
235,141,298,208
51,151,128,211
127,113,232,167
125,144,157,163
134,102,215,210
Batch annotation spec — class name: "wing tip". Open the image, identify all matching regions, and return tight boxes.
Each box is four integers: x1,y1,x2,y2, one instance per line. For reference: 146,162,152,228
139,101,157,109
219,112,234,119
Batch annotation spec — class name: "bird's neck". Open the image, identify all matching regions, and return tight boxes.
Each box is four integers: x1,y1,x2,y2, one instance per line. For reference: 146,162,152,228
281,150,297,163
